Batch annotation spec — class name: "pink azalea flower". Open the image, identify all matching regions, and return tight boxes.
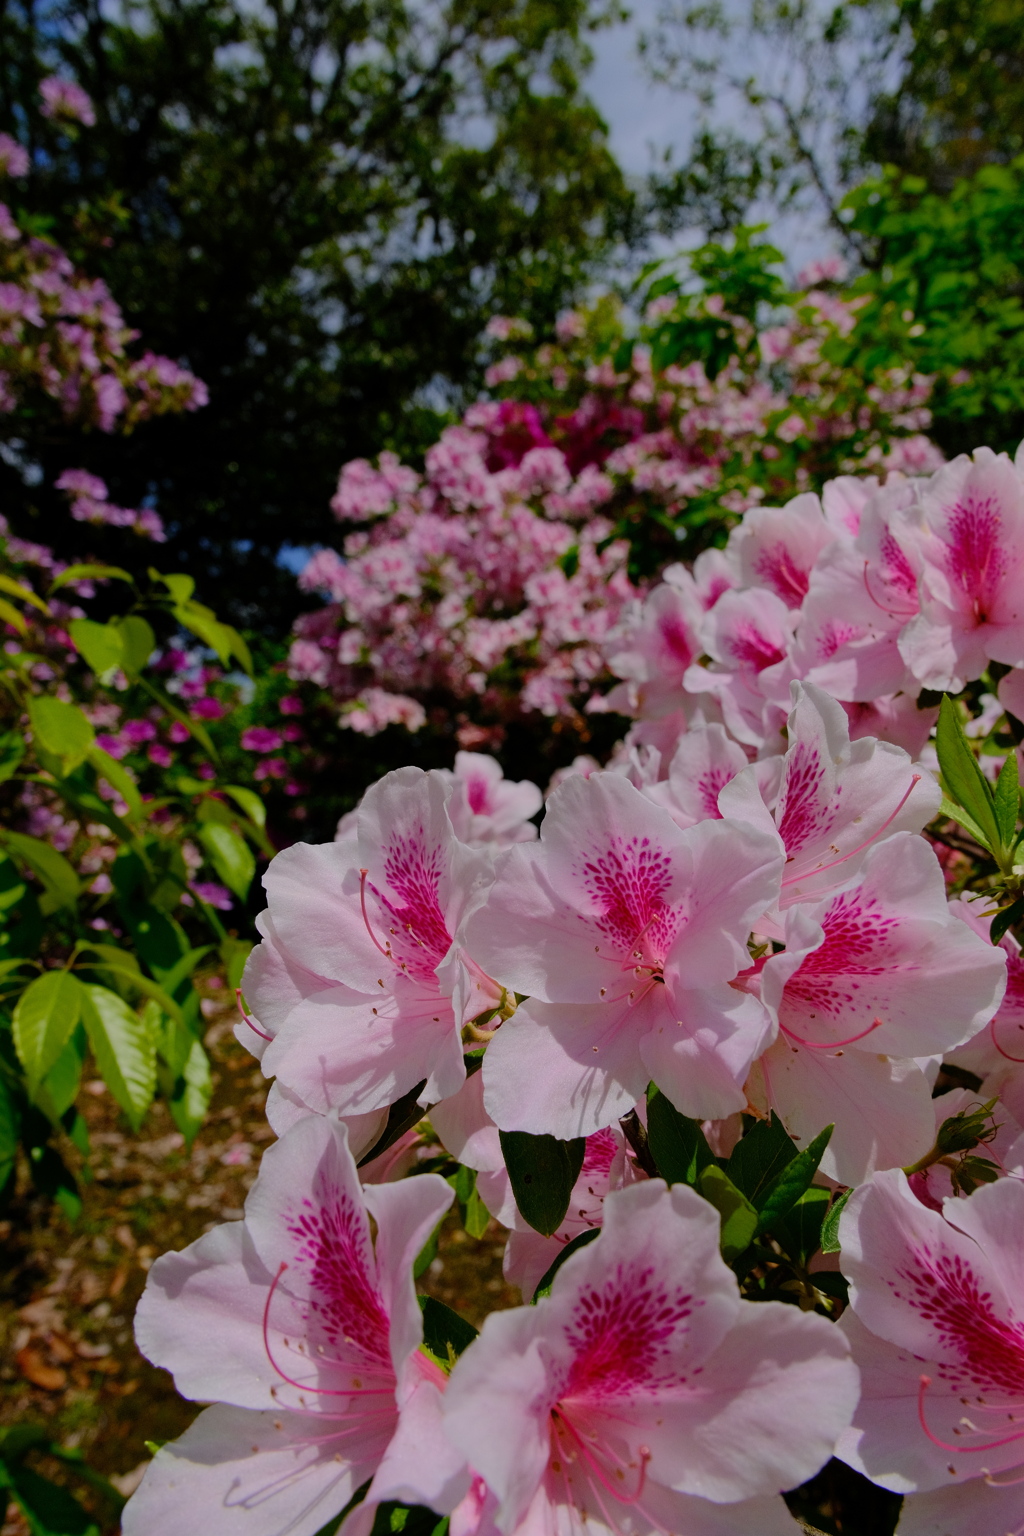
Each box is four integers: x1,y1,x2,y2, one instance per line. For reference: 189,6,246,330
240,768,496,1117
443,1181,859,1536
751,833,1007,1184
836,1169,1024,1535
789,481,921,701
124,1117,465,1536
643,723,752,829
946,895,1024,1125
898,449,1024,690
0,133,29,178
443,752,542,848
466,772,784,1136
242,725,284,752
719,682,940,911
39,76,96,127
728,492,835,607
684,588,797,749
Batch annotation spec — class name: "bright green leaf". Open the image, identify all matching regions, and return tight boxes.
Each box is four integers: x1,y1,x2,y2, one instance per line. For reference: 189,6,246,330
994,751,1020,850
12,970,83,1086
167,1035,212,1145
116,615,155,677
0,572,49,613
222,784,266,828
695,1165,759,1262
936,696,1001,853
33,1026,87,1122
68,618,123,679
80,984,157,1131
151,570,195,603
220,936,252,993
2,831,81,910
27,696,95,774
199,823,255,899
85,746,143,822
49,563,133,591
0,597,28,637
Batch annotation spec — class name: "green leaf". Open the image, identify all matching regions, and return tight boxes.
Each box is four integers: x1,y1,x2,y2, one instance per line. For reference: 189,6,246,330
498,1130,586,1236
0,1075,18,1192
994,751,1021,850
85,746,143,823
173,599,237,666
531,1227,600,1301
7,1462,98,1534
0,729,26,784
80,984,157,1131
755,1123,834,1234
936,695,1001,853
220,936,253,993
76,962,185,1027
991,896,1024,945
0,597,28,637
151,570,195,603
724,1112,797,1208
2,832,80,911
419,1296,478,1362
32,1027,87,1122
198,823,255,899
115,615,155,677
0,572,49,614
50,563,133,591
772,1185,831,1265
27,697,95,774
222,784,266,828
12,971,83,1086
938,794,990,848
166,1034,212,1145
68,619,123,679
646,1086,716,1185
695,1165,759,1262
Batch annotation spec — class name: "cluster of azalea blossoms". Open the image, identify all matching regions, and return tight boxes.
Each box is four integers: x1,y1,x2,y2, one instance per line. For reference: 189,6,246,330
127,445,1024,1536
0,111,207,431
288,264,943,743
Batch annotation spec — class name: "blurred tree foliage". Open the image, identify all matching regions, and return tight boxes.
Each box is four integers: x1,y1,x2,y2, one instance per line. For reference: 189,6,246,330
0,0,699,631
641,0,1024,240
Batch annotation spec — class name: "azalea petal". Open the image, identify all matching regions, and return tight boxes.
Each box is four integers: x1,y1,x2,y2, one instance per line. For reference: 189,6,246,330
481,994,656,1138
639,984,772,1120
121,1403,383,1536
362,1175,453,1379
896,1473,1024,1536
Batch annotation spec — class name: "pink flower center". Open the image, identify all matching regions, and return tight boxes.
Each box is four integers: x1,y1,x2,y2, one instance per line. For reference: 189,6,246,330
580,836,679,971
945,494,1008,619
363,828,454,982
754,542,809,605
561,1265,695,1402
727,622,785,672
783,890,899,1024
286,1189,392,1369
775,742,837,858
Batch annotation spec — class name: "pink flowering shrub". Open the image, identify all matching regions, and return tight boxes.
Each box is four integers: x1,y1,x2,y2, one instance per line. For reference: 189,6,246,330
120,415,1024,1536
290,237,944,749
0,136,206,434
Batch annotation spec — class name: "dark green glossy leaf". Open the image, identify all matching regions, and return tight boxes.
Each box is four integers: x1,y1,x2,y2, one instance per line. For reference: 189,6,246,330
936,695,1001,853
499,1130,586,1236
695,1165,759,1261
725,1112,797,1207
419,1295,478,1362
756,1123,834,1235
646,1086,715,1185
771,1186,831,1265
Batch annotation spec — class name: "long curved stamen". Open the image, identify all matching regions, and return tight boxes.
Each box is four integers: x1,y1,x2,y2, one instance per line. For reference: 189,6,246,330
360,869,395,963
781,775,922,889
990,1014,1024,1064
917,1375,1024,1455
862,559,918,619
984,1468,1024,1489
552,1409,651,1505
262,1263,394,1401
779,1016,886,1051
237,989,272,1042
